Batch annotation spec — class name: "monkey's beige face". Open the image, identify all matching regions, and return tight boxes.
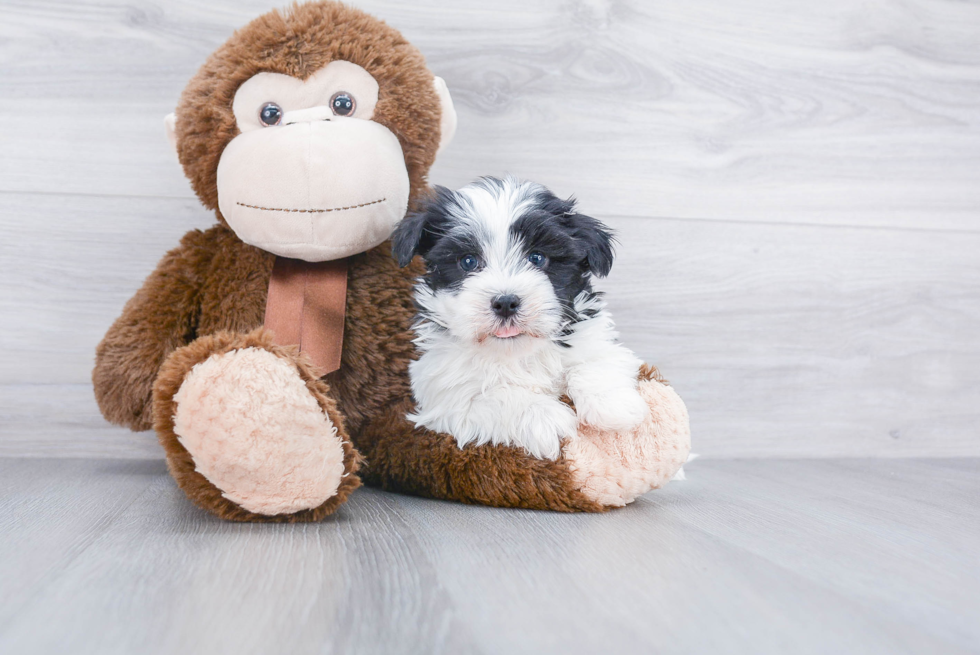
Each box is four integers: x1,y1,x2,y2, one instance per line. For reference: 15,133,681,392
180,61,454,262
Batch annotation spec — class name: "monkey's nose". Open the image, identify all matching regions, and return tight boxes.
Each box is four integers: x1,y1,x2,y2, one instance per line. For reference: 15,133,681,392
281,106,334,125
491,294,521,318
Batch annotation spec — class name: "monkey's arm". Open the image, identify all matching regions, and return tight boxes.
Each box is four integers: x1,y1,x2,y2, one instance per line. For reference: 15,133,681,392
355,398,606,512
356,364,689,512
93,230,208,431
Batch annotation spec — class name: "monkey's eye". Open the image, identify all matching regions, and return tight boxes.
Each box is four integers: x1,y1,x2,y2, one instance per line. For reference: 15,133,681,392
259,102,283,126
330,92,356,117
528,252,547,268
459,254,481,272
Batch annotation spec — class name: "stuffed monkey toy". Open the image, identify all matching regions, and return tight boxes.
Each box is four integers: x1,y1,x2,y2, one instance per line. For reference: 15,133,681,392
92,1,691,522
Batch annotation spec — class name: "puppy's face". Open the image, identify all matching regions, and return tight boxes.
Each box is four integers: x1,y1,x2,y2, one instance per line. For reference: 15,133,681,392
393,177,615,347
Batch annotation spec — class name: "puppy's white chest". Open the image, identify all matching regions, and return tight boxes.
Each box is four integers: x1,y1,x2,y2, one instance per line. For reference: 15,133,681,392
407,341,574,460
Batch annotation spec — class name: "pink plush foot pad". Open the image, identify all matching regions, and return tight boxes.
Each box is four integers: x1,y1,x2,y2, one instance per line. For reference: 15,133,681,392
172,347,347,515
564,378,691,507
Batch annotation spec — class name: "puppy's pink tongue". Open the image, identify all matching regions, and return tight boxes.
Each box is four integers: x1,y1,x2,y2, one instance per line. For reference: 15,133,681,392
494,325,522,338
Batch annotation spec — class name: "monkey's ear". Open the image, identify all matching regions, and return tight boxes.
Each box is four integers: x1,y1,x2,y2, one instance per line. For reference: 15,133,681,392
391,186,454,267
433,77,457,156
164,113,178,156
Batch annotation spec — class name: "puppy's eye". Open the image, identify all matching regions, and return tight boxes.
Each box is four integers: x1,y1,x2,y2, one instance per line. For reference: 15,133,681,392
330,92,356,116
528,252,547,268
259,102,283,126
459,254,481,272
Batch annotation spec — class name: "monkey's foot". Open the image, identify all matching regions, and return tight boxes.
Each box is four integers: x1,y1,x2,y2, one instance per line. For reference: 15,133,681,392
563,365,690,507
153,329,360,522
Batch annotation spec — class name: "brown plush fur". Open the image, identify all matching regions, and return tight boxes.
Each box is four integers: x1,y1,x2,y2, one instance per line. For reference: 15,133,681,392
93,1,617,520
357,397,605,512
95,226,275,430
640,362,668,387
152,329,362,522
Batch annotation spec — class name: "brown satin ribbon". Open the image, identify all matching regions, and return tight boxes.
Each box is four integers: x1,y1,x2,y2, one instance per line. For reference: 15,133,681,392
264,257,348,376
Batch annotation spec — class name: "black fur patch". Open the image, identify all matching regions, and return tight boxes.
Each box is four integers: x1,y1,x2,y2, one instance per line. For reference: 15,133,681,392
422,227,484,291
509,187,616,309
391,185,460,267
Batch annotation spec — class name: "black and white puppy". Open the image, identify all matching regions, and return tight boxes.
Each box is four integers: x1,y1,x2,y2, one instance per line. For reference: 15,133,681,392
392,177,648,460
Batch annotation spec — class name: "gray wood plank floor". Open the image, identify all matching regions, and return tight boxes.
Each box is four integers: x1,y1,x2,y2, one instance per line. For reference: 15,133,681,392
0,457,976,654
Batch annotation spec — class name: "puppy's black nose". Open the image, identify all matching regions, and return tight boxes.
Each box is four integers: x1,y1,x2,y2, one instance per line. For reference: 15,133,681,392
491,294,521,318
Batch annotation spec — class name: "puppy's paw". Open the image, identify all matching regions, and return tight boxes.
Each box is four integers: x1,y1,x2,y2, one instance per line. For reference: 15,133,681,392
517,398,578,460
564,377,691,507
574,387,650,432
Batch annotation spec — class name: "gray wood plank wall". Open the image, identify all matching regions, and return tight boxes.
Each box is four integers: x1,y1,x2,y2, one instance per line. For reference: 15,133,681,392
1,0,978,459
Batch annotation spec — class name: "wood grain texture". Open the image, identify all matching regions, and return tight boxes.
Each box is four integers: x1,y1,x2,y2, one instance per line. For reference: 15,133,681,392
603,215,980,458
0,0,978,229
3,194,978,458
0,194,212,386
0,457,976,654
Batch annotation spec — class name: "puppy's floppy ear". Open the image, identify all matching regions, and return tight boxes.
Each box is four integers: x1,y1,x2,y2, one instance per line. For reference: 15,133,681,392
562,210,616,277
391,186,454,267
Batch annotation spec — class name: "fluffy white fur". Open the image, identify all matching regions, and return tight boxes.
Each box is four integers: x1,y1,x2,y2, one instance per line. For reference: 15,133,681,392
407,178,648,460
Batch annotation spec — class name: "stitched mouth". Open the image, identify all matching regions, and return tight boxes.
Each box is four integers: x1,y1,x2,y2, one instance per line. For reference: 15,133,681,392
236,198,386,213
